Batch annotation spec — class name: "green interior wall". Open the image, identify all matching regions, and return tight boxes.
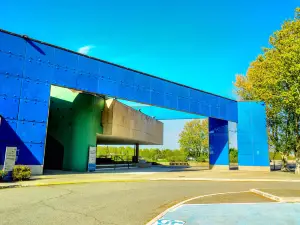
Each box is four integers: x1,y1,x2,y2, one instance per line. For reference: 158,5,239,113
68,93,104,171
47,86,104,172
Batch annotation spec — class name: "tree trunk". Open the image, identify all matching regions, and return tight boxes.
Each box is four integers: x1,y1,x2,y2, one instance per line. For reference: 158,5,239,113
281,153,290,172
295,151,300,175
295,116,300,175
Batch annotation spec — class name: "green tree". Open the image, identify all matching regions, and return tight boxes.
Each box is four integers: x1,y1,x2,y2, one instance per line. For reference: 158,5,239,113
234,8,300,174
178,119,209,158
229,148,238,163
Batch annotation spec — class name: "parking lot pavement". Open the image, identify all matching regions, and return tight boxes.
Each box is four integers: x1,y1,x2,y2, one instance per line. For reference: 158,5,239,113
1,181,300,225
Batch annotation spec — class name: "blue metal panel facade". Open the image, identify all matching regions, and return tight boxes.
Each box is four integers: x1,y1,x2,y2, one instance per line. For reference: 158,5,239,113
237,102,269,167
0,31,238,121
132,106,203,120
209,118,229,167
0,29,270,173
0,31,50,167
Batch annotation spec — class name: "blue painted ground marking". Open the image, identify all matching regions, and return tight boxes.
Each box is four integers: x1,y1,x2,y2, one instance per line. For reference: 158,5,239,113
153,219,186,225
153,203,300,225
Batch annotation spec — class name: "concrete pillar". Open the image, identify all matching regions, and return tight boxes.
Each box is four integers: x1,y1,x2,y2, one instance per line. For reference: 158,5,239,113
67,94,104,172
134,144,139,163
209,118,229,170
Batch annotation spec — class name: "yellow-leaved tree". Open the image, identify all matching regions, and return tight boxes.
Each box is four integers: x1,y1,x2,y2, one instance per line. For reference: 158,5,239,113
235,8,300,174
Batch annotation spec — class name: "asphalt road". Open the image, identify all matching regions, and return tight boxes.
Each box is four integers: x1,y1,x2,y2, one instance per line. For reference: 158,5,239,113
1,181,300,225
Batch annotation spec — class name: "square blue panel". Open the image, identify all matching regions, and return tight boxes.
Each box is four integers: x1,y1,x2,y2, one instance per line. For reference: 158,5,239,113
151,78,166,92
52,67,78,89
226,100,238,122
238,154,253,166
77,56,99,74
219,101,227,121
0,97,19,120
198,100,209,117
134,73,151,90
164,94,177,110
0,119,18,142
98,79,119,97
16,143,45,165
76,73,99,93
54,48,78,69
202,99,212,117
117,69,135,86
178,97,190,113
190,89,205,101
98,62,120,82
190,100,201,115
151,91,165,107
18,99,49,123
209,96,220,118
23,60,54,82
0,32,26,56
16,121,47,144
133,87,151,104
25,40,55,63
118,83,134,100
0,53,24,77
21,79,50,102
177,85,190,99
253,148,270,166
165,82,179,95
210,106,220,119
0,74,22,98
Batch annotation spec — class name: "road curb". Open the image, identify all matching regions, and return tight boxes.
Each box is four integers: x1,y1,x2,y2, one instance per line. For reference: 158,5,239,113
250,189,282,202
250,189,300,203
0,184,21,189
151,178,300,182
0,179,148,189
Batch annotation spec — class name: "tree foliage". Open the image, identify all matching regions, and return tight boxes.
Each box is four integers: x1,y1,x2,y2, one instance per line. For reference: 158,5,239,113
178,119,209,158
234,8,300,173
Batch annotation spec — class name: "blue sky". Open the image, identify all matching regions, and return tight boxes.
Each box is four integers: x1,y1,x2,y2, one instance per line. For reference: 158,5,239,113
1,0,298,149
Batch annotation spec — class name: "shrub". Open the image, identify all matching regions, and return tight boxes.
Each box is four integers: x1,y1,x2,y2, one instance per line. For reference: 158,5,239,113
168,155,187,162
0,170,7,181
196,155,208,162
12,165,31,181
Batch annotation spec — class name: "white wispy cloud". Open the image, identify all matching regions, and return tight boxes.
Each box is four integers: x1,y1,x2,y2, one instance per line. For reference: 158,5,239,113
78,45,95,55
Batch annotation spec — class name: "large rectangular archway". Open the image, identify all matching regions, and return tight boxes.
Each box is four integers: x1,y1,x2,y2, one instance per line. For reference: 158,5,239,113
0,29,270,174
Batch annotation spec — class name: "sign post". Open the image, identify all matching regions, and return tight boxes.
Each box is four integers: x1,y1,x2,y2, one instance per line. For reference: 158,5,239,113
88,146,96,172
3,147,17,181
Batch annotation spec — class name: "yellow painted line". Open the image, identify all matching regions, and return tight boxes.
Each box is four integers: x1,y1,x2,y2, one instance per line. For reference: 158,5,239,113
28,179,148,186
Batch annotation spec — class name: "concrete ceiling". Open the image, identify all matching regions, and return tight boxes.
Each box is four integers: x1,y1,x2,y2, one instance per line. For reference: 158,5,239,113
96,134,161,145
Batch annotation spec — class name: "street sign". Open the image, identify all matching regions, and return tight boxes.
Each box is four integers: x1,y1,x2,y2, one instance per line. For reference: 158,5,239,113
3,147,17,173
88,146,96,172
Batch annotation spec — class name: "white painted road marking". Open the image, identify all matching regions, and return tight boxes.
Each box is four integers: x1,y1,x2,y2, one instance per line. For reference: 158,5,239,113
146,191,248,225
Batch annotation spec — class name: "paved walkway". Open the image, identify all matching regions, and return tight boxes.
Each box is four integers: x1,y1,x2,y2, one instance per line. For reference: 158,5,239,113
1,166,300,189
